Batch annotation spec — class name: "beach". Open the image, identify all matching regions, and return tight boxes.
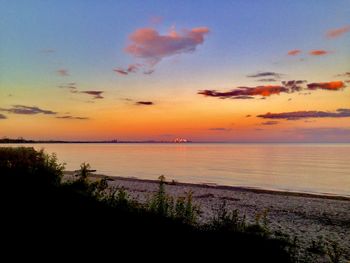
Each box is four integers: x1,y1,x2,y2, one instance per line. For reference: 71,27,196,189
67,172,350,261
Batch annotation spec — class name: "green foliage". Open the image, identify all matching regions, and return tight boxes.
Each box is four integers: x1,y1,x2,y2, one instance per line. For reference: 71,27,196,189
0,146,64,186
209,200,246,232
148,175,200,224
101,186,138,210
76,162,91,181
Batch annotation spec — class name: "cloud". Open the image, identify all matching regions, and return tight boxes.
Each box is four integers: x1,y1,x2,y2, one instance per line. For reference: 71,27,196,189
0,105,57,115
57,69,69,76
113,68,128,75
257,108,350,120
125,26,209,64
260,121,279,125
257,78,277,82
198,79,345,100
287,49,301,56
0,113,7,119
80,91,104,99
335,72,350,78
309,50,329,56
208,128,232,131
326,25,350,38
198,85,289,99
56,115,89,120
143,69,155,75
232,95,255,99
113,63,143,76
246,115,251,117
136,101,154,105
282,80,307,92
58,83,78,93
247,72,283,78
307,81,345,91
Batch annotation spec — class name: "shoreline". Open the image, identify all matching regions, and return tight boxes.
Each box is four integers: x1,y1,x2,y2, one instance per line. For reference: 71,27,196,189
65,171,350,201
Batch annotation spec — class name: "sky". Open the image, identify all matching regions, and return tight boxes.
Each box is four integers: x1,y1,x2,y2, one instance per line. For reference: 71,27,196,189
0,0,350,142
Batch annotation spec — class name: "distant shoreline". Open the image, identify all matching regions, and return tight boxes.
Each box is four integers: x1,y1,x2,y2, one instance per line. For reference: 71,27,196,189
2,140,350,144
0,139,192,144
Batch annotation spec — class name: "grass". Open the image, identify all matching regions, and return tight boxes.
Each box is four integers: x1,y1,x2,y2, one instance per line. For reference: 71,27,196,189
2,146,341,262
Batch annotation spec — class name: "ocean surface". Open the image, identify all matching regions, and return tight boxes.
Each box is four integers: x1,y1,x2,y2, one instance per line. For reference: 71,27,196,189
3,143,350,197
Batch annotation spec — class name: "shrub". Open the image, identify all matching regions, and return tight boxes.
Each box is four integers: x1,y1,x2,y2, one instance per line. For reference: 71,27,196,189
0,147,64,186
209,200,246,232
148,175,200,224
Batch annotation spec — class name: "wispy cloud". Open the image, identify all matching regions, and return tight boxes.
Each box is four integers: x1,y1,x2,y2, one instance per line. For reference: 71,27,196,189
282,80,307,92
307,81,345,91
113,63,146,76
125,26,209,64
0,113,7,119
247,72,283,79
0,105,57,115
257,78,277,82
287,49,301,56
309,50,329,56
260,121,279,125
208,128,232,131
198,79,345,100
136,101,154,105
56,115,89,120
80,91,104,99
335,72,350,78
57,69,70,76
257,109,350,120
113,68,128,75
58,82,78,93
326,25,350,38
198,85,289,99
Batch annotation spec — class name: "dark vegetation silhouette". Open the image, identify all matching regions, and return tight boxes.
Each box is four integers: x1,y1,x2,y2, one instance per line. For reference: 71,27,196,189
0,147,302,261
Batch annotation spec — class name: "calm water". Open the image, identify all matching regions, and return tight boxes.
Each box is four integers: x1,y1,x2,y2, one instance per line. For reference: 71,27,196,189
3,143,350,197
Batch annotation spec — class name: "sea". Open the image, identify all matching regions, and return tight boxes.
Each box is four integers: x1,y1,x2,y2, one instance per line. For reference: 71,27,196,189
2,143,350,197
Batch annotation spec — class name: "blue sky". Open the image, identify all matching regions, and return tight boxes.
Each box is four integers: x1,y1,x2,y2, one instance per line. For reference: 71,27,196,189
1,0,350,141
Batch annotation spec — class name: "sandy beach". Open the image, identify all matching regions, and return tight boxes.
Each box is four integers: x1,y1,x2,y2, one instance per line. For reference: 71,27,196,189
65,172,350,261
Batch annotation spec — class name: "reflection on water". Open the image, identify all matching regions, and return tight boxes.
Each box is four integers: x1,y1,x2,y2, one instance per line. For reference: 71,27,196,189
2,143,350,196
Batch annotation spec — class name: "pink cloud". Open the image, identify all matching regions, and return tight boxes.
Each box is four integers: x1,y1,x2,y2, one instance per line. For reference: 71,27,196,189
125,26,209,64
287,49,301,56
326,25,350,38
309,50,329,56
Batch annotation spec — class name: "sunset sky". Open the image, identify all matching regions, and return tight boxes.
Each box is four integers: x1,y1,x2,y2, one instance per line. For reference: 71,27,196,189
1,0,350,142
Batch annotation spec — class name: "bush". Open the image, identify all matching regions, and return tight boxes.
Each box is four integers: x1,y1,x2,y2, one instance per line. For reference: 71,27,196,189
147,175,200,224
0,147,64,186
